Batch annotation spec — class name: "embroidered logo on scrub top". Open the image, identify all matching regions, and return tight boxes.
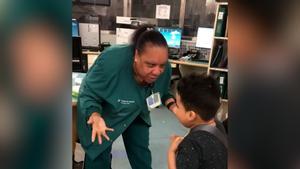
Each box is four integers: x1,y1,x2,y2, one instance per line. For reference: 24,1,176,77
117,99,135,105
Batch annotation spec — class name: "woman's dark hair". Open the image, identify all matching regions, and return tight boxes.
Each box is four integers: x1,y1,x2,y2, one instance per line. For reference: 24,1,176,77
131,25,168,54
177,73,221,121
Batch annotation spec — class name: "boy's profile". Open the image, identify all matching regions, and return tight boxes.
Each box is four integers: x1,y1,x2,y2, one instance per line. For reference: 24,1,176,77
168,73,227,169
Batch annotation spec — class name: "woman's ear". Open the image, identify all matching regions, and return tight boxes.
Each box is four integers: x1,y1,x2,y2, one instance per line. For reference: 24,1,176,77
134,55,138,62
134,49,139,62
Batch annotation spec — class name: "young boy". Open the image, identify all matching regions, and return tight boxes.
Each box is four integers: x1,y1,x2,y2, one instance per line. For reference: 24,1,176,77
168,73,227,169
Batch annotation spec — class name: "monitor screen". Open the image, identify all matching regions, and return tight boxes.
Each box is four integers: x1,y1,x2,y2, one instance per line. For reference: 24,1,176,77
156,27,182,49
72,19,79,37
79,23,100,48
72,36,82,59
196,27,214,49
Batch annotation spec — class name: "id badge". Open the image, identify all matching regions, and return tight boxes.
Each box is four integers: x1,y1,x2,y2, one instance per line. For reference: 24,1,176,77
146,92,162,110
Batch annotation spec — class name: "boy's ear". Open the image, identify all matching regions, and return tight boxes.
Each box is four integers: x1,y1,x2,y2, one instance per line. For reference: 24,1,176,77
187,110,197,121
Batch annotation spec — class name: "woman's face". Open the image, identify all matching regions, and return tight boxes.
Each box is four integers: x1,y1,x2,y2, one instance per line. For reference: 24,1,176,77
134,44,168,84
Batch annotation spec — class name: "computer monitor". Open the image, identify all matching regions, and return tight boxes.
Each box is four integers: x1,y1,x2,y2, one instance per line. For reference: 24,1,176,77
156,27,182,49
73,37,88,72
79,23,101,50
72,36,82,59
196,27,214,49
72,19,79,37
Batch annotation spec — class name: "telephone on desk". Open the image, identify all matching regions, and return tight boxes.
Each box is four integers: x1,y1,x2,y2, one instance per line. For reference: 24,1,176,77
183,50,209,63
169,48,181,60
169,54,181,60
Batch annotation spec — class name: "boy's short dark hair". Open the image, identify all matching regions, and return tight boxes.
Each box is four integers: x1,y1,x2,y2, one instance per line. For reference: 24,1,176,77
176,73,221,121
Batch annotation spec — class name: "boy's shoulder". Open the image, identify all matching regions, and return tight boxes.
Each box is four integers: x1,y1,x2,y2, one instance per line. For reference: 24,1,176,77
177,131,227,168
179,130,227,152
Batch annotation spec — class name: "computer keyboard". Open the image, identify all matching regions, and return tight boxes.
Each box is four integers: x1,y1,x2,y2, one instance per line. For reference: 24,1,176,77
169,54,181,60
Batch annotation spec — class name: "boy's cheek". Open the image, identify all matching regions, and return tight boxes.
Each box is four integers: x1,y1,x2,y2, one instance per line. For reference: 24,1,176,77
172,111,180,121
172,106,179,116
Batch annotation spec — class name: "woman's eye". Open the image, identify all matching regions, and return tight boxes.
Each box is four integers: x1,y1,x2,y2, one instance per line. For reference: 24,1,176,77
147,64,155,68
160,64,165,69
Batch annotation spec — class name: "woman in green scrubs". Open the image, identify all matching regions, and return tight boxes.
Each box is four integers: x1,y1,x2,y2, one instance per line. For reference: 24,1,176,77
77,25,177,169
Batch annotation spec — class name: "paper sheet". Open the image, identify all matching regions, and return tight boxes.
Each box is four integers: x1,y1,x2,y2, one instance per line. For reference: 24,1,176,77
196,27,214,49
155,5,171,19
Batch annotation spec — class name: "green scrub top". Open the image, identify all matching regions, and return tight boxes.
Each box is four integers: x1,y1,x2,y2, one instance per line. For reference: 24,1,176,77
77,44,173,160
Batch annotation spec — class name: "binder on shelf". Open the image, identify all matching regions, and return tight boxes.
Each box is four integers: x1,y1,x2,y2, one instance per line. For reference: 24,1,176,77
215,5,228,37
211,44,223,67
218,73,227,99
218,56,227,68
224,84,228,99
217,42,228,68
225,18,228,37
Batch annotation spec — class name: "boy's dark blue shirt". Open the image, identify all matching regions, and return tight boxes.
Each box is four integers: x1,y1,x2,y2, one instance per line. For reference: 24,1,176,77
176,130,227,169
